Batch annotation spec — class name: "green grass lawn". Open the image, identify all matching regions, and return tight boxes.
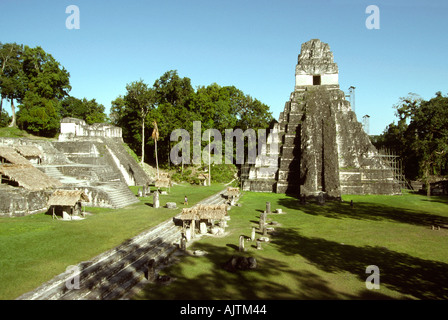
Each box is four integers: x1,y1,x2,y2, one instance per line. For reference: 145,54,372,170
0,182,226,300
0,127,56,140
133,190,448,300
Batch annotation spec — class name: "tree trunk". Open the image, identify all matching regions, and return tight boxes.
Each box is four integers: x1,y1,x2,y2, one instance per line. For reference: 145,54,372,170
141,117,145,165
167,140,171,169
8,99,16,127
155,138,159,179
208,130,211,186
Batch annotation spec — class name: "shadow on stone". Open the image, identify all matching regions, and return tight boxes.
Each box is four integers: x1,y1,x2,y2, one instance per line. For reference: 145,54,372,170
222,256,257,272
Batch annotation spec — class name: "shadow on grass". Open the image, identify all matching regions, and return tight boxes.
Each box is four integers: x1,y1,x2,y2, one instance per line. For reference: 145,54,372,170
133,241,396,300
271,228,448,300
407,190,448,204
421,196,448,206
277,198,448,228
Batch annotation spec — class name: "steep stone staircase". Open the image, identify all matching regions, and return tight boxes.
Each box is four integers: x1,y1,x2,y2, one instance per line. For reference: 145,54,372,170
42,166,68,182
17,188,228,300
40,165,90,185
39,166,139,208
96,183,140,208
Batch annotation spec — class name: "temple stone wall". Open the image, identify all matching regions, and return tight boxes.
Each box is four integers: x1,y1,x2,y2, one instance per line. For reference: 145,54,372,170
59,118,122,141
0,118,150,216
242,39,401,198
299,87,341,199
0,188,50,217
52,138,150,186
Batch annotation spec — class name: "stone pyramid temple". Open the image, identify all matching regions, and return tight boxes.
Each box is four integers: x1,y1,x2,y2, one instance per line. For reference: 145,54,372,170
241,39,401,199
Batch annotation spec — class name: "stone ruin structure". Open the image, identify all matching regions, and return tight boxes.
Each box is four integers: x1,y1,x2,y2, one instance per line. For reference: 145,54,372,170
179,204,229,241
0,118,152,217
242,39,401,200
59,117,122,141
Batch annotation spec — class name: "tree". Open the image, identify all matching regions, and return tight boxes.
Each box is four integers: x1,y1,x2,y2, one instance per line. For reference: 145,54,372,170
408,92,448,196
123,80,155,164
0,43,24,127
152,120,159,178
14,46,71,136
374,92,448,194
16,91,61,136
21,46,71,101
152,70,195,166
59,96,107,124
111,70,274,171
0,109,11,127
187,83,273,166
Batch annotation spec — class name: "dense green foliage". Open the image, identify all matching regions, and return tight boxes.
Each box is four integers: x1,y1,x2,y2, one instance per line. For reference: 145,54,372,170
0,42,108,136
111,70,274,170
59,96,107,124
17,91,62,136
373,92,448,187
171,163,238,185
0,109,11,127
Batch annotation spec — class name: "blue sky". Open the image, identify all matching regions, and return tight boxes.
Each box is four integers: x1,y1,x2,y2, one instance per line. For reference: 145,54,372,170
1,0,447,135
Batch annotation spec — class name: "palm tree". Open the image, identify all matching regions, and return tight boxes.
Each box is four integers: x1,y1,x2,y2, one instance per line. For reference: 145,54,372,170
152,120,159,180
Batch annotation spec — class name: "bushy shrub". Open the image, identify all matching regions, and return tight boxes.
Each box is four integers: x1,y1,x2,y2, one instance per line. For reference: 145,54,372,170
209,163,237,183
171,163,237,185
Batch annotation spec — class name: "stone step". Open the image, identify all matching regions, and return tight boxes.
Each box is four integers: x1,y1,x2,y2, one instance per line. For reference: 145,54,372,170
85,232,181,300
61,229,181,300
108,194,134,202
16,188,229,300
96,184,139,208
102,242,179,300
30,216,181,300
48,223,182,300
43,167,65,178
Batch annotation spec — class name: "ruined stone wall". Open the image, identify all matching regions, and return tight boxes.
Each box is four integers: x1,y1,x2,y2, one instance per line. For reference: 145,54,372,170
0,134,148,216
242,85,401,197
102,138,147,185
334,93,401,195
241,39,401,197
52,138,151,186
0,187,50,217
59,118,123,141
275,95,303,194
0,138,71,165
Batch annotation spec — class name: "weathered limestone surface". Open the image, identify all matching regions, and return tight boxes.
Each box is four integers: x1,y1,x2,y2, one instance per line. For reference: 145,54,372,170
299,88,341,199
242,39,401,197
295,39,339,87
0,118,152,216
0,187,50,217
241,124,280,193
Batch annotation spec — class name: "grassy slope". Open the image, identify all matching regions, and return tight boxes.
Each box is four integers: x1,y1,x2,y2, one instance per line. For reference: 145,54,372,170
0,183,225,300
133,191,448,300
0,127,56,140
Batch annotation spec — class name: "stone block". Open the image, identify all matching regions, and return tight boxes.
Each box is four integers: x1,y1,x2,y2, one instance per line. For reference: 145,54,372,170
165,202,177,209
199,222,207,234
